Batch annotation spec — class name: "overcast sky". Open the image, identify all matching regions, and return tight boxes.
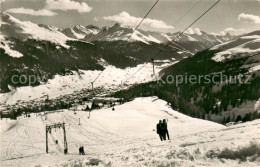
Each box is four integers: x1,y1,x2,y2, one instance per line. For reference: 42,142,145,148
1,0,260,35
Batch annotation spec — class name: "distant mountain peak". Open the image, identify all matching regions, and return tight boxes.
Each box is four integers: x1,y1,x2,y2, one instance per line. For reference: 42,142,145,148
86,24,100,30
74,25,85,29
1,12,11,18
38,24,58,31
0,13,236,49
113,23,122,28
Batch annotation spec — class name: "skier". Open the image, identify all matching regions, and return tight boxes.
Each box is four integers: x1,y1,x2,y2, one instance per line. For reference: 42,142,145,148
79,146,85,155
160,120,166,140
64,148,68,154
82,146,85,155
156,120,163,141
79,147,82,155
163,119,170,140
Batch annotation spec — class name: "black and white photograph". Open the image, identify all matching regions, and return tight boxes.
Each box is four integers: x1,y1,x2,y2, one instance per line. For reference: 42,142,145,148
0,0,260,166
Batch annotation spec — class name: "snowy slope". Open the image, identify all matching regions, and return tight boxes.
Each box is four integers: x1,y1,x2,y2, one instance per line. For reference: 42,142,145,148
0,61,176,105
0,33,23,58
1,97,259,167
84,23,234,45
59,25,100,40
0,12,234,57
211,31,260,62
84,23,162,44
0,12,73,48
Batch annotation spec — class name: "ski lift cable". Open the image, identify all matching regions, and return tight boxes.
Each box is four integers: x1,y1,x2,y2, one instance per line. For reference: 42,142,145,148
92,68,105,83
105,0,201,86
91,0,160,85
172,0,201,26
8,0,208,110
164,0,202,55
122,0,220,84
92,0,197,85
125,0,160,42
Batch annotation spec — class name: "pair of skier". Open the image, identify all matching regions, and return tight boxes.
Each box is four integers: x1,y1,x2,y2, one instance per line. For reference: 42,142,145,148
79,146,85,155
156,119,170,141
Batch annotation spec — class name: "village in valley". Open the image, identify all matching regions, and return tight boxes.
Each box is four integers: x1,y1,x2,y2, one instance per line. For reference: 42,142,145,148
0,86,126,120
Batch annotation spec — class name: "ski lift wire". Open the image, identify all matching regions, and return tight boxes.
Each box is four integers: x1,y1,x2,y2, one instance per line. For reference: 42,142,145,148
122,0,220,84
92,0,160,84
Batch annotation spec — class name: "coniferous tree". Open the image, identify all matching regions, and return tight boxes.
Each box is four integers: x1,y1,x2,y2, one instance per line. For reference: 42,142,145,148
226,115,231,123
235,115,242,122
222,117,226,124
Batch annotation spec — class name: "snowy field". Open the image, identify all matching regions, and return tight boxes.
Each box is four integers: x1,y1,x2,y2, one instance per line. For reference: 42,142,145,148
211,34,260,62
1,97,259,167
0,61,176,106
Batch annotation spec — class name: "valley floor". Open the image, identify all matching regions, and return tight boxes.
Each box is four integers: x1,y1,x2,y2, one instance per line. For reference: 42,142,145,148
1,97,260,167
0,61,176,106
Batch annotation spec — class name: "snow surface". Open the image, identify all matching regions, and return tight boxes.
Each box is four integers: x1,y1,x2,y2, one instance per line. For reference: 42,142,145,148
74,25,100,35
130,31,161,44
211,35,260,62
249,64,260,73
0,33,23,58
1,97,259,167
0,61,176,105
71,28,85,39
2,12,74,48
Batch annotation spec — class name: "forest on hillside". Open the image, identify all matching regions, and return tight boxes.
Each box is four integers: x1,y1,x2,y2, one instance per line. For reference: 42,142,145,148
114,50,260,124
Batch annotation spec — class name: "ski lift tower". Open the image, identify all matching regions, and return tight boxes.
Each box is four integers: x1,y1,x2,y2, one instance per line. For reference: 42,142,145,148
151,58,155,76
46,123,68,154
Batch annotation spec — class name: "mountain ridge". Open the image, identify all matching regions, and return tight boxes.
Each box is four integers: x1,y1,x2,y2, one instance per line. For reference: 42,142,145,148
1,12,235,46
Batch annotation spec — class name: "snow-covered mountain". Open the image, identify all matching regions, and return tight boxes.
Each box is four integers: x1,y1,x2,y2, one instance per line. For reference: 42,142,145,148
211,31,260,62
210,31,260,73
177,30,233,45
58,25,100,40
0,12,236,93
124,30,259,124
83,22,234,47
0,12,73,48
0,12,234,59
84,23,162,44
0,11,234,53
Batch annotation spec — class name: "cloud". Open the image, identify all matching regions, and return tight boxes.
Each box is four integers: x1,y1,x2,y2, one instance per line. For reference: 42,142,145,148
211,32,226,36
93,17,99,22
45,0,92,13
5,7,57,16
223,27,244,32
185,28,194,34
212,27,245,36
194,28,202,35
4,0,93,16
238,13,260,24
103,11,174,32
185,28,202,35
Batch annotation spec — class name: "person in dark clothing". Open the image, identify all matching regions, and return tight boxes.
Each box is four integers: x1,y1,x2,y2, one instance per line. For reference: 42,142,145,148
79,147,82,155
64,148,68,154
81,146,85,155
160,121,166,140
156,120,163,141
79,146,85,155
163,119,170,140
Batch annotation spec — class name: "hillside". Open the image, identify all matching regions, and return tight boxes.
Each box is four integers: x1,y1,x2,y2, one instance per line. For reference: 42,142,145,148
1,97,259,166
0,13,180,93
0,12,233,95
211,31,260,62
113,31,260,124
